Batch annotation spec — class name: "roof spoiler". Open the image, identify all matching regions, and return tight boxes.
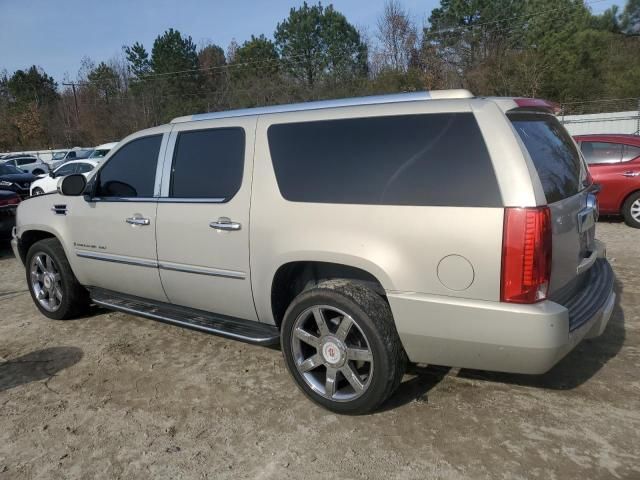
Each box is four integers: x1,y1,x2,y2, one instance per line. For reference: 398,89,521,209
512,98,561,115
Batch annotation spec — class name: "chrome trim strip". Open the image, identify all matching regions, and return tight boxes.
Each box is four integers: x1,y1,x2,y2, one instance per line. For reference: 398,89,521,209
89,197,158,203
75,250,158,268
91,297,275,344
170,91,476,123
157,197,226,203
158,261,246,279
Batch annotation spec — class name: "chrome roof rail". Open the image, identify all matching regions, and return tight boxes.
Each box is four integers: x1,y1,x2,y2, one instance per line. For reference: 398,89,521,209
170,89,474,124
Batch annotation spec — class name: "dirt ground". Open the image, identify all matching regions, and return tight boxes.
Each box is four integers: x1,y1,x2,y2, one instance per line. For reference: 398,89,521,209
0,221,639,480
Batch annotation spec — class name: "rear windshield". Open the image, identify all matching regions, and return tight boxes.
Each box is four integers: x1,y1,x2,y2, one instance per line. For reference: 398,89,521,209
268,113,501,207
508,112,585,204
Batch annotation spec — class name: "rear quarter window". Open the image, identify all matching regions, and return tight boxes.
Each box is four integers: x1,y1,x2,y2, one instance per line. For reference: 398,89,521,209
267,113,501,207
509,113,585,204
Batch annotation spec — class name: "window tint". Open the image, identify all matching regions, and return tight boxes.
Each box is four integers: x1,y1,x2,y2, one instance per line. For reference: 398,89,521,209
580,142,622,164
622,144,640,162
55,163,76,176
509,113,585,204
96,135,161,198
170,128,245,199
267,113,500,207
76,163,94,174
16,158,33,166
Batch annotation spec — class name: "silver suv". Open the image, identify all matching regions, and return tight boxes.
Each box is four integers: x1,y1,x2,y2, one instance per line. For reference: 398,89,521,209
11,91,616,414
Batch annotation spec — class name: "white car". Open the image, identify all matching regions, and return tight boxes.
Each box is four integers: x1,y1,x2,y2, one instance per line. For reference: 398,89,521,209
30,159,98,196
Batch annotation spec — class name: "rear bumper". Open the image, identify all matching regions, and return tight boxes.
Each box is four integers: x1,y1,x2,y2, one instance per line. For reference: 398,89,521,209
388,258,615,375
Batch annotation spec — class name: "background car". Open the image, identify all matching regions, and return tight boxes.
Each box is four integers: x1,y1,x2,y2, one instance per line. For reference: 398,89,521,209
0,163,36,199
1,155,52,175
30,159,98,196
574,134,640,228
0,190,20,238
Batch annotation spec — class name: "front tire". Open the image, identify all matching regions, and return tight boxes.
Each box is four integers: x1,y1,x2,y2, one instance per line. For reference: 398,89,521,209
622,191,640,229
32,169,45,176
32,187,44,196
281,280,406,414
26,238,89,319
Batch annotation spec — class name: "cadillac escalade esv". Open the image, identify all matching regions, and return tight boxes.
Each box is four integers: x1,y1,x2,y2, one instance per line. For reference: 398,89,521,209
12,91,616,414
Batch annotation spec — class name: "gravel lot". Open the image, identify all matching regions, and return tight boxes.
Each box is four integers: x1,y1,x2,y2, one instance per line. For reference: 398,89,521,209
1,221,639,480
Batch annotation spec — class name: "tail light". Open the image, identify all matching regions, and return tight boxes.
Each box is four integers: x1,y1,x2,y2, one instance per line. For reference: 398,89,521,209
0,196,19,207
501,207,552,303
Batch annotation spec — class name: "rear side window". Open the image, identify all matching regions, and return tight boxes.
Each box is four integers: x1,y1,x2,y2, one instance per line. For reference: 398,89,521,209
170,128,245,200
267,113,500,207
580,142,622,164
622,144,640,162
509,113,584,204
96,135,161,198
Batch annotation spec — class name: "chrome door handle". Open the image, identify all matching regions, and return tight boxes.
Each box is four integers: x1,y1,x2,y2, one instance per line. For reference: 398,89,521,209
209,217,241,231
622,171,640,177
126,216,150,226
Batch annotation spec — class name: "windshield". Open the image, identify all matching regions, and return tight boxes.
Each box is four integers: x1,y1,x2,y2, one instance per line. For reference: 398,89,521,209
89,149,110,158
0,164,23,175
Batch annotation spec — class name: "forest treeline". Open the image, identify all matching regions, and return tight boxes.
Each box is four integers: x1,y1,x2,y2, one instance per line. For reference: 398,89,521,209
1,0,639,151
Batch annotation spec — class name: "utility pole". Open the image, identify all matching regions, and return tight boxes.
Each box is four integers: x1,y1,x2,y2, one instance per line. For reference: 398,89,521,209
63,82,80,124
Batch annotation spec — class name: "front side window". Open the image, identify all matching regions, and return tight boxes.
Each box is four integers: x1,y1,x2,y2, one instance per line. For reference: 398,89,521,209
170,128,245,200
580,142,623,164
95,135,162,198
267,113,500,207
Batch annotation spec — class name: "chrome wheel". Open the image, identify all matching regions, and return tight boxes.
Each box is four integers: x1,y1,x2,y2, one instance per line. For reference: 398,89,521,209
291,305,374,402
30,253,63,312
631,199,640,222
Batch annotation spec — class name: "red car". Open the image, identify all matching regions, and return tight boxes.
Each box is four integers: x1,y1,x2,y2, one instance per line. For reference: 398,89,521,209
574,134,640,228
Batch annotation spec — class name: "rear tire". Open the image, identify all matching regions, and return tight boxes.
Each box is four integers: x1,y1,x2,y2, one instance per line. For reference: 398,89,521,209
281,279,406,414
26,238,89,320
32,169,45,175
622,191,640,229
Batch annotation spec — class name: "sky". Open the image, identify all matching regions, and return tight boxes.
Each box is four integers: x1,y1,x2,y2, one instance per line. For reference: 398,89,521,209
0,0,625,84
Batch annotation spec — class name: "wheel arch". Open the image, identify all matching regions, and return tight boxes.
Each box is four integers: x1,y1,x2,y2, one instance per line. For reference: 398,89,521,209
619,188,640,212
270,260,389,329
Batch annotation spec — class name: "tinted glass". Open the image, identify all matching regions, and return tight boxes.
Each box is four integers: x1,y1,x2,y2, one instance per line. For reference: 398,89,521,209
76,162,94,173
55,163,76,176
96,135,161,198
580,142,622,164
268,113,500,207
16,158,34,166
170,128,245,199
0,164,22,175
509,113,584,204
622,144,640,162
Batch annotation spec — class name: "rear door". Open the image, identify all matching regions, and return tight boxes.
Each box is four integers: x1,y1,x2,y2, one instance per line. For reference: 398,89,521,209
509,112,595,295
579,140,624,213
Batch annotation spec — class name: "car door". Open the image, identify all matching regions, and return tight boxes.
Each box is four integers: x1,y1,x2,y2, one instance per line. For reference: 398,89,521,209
67,131,170,302
155,118,258,321
580,141,624,213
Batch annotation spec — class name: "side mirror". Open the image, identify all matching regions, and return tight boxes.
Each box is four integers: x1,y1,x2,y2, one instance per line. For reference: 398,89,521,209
49,171,56,178
58,174,87,196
